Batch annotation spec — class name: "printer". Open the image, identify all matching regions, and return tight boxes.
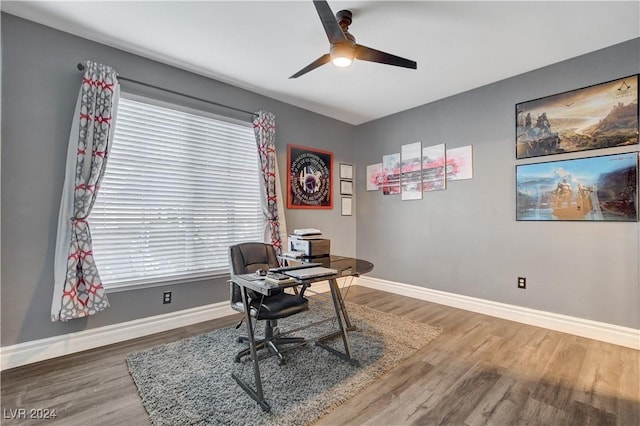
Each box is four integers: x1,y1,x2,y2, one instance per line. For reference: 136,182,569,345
288,235,330,258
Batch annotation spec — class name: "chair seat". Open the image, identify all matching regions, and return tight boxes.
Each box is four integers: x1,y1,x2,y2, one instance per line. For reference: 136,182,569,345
250,293,308,320
229,242,310,365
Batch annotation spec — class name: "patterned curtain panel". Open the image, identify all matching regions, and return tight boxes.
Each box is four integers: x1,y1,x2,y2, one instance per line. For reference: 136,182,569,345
51,61,120,321
253,111,286,254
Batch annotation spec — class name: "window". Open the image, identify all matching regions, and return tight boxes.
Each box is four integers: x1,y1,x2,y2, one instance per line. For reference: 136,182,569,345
90,95,263,290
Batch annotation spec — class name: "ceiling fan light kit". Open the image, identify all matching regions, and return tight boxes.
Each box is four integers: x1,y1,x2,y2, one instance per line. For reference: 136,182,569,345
290,0,417,78
330,44,354,67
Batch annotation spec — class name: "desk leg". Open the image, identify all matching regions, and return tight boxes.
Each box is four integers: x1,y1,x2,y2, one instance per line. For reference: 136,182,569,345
231,286,271,412
315,278,359,366
331,277,354,331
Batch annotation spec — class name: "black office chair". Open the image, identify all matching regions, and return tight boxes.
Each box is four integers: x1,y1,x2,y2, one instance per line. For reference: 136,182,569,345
229,242,309,365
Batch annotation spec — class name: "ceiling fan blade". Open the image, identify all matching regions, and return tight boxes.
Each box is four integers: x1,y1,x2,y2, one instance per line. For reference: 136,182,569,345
313,0,347,44
355,44,417,69
289,54,331,79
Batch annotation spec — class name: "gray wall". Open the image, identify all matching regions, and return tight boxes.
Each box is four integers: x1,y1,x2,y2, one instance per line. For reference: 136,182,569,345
1,14,355,346
2,12,637,349
355,38,640,329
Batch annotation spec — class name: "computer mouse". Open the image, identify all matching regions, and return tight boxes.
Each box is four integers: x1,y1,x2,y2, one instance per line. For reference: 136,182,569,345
255,269,267,277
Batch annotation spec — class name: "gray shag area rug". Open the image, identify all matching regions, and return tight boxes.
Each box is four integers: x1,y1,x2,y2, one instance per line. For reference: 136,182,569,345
127,301,441,426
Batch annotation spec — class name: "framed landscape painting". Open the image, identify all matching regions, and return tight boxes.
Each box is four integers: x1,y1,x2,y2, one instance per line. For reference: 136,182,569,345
516,75,639,159
516,152,638,222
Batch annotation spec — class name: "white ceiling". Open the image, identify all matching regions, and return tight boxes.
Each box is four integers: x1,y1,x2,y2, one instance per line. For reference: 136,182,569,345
3,1,639,125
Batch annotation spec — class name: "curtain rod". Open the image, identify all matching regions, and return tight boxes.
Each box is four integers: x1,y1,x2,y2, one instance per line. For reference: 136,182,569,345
76,63,257,118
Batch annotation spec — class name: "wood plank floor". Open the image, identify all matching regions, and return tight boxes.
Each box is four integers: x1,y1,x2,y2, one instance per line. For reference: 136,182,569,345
1,286,638,425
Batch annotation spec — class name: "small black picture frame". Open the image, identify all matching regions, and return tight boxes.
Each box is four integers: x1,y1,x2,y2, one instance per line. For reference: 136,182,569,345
339,163,353,180
340,180,353,195
341,197,352,216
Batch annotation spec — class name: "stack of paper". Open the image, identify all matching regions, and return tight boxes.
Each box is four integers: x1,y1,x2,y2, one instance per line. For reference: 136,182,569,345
293,228,322,236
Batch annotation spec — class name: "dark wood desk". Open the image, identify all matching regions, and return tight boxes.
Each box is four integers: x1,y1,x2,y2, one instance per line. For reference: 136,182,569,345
230,255,373,412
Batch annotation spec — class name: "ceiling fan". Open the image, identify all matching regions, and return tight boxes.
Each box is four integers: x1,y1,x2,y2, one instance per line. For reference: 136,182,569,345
290,0,418,78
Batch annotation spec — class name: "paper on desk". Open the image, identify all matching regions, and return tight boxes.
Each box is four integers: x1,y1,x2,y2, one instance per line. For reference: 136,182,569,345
236,273,264,282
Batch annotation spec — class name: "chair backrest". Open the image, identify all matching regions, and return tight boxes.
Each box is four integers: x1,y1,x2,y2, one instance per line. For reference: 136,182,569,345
228,242,280,310
229,242,280,276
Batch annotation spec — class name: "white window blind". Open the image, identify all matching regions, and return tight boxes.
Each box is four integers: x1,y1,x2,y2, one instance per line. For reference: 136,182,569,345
90,95,263,290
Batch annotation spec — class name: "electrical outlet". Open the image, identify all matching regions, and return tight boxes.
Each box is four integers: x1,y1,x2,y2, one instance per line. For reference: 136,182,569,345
517,277,526,289
163,291,172,304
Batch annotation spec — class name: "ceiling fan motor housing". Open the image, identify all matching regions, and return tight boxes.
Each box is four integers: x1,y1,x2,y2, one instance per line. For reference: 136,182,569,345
336,10,352,30
336,9,355,42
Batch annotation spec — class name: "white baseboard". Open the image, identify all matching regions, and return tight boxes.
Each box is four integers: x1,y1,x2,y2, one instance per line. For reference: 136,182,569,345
0,277,346,371
355,276,640,350
3,276,637,371
0,302,236,371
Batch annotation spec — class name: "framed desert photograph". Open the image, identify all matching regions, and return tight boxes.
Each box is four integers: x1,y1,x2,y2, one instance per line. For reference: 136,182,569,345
287,144,333,209
516,152,638,222
516,75,639,159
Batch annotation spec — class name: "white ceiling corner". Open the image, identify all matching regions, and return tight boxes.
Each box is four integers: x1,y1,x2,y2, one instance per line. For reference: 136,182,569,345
2,1,639,125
